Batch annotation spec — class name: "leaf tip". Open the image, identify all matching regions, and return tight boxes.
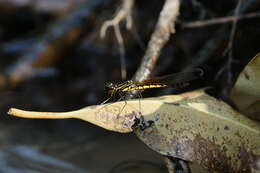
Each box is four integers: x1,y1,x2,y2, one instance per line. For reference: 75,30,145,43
7,108,16,116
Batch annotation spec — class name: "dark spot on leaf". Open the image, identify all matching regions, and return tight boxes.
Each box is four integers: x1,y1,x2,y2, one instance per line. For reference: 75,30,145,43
224,125,230,130
172,103,180,106
165,102,180,106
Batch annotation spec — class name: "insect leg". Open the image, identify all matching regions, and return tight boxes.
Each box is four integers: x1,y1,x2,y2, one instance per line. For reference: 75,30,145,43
101,96,112,105
117,92,127,116
136,90,143,114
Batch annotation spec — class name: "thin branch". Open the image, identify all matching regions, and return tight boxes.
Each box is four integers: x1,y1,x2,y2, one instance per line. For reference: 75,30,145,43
216,0,242,97
225,0,242,57
182,12,260,28
100,0,134,38
133,0,180,82
100,0,134,80
183,0,256,69
114,23,127,79
225,0,242,71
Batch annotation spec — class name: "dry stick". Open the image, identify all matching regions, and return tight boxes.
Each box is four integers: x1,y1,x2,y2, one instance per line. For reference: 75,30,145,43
224,0,242,57
0,0,111,89
130,0,183,171
133,0,180,82
221,0,242,96
100,0,134,80
215,0,242,92
114,23,127,80
182,12,260,28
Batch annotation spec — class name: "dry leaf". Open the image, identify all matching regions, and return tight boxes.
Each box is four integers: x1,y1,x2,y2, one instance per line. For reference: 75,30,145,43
133,91,260,173
7,91,201,133
8,90,260,172
231,52,260,120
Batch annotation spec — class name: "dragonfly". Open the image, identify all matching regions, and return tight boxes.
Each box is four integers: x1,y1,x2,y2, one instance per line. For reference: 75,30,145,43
103,67,204,104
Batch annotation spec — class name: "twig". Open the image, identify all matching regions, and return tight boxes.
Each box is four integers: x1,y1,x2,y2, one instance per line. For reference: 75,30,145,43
182,12,260,28
133,0,180,82
100,0,134,80
225,0,242,83
100,0,133,37
215,0,242,99
224,0,242,57
183,0,256,69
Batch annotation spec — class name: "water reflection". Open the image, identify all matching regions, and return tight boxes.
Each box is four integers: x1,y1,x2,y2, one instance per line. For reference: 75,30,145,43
0,146,86,173
0,118,165,173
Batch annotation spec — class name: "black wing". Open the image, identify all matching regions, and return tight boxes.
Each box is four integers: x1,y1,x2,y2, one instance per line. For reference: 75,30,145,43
143,68,204,87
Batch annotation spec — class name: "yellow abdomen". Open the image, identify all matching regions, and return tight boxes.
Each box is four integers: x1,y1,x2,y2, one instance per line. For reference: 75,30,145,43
122,84,167,92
